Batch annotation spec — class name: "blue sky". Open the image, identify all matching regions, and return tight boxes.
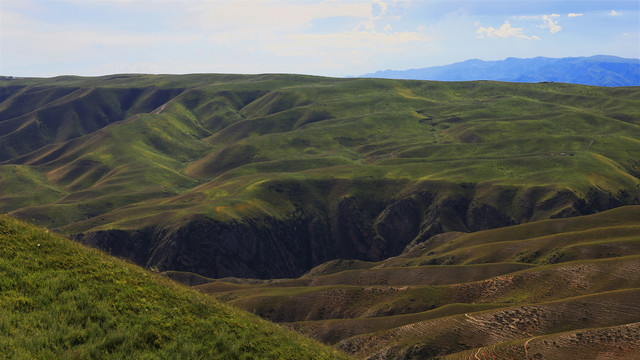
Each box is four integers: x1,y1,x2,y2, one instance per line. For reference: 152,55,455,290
1,0,638,77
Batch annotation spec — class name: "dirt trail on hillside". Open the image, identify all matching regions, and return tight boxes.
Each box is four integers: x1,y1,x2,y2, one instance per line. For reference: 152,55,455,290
152,103,167,114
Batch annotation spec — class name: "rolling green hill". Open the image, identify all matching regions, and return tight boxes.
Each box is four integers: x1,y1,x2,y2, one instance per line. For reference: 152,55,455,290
0,215,349,359
1,74,639,280
194,206,640,359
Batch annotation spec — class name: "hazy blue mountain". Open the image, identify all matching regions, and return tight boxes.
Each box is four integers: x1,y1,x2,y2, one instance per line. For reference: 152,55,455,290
362,55,640,87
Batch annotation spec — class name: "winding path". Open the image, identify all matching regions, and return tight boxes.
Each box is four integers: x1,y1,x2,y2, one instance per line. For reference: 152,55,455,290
523,336,540,359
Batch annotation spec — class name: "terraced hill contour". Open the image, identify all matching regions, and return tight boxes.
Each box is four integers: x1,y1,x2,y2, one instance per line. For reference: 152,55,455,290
1,74,639,279
190,206,640,359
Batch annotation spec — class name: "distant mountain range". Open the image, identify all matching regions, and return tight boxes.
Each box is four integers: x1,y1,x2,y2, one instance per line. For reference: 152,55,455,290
362,55,640,87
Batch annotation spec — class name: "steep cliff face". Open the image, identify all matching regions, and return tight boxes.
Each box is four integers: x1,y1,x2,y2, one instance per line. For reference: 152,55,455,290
75,183,637,279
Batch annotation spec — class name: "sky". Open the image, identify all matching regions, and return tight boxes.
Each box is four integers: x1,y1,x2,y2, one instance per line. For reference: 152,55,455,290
1,0,639,77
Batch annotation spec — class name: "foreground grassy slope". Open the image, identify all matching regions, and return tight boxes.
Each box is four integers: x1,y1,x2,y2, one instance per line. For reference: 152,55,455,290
0,215,349,359
196,206,640,359
1,74,639,278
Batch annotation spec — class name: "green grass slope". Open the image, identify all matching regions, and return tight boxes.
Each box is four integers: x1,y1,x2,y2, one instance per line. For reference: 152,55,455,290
197,206,640,359
0,215,350,359
1,74,639,279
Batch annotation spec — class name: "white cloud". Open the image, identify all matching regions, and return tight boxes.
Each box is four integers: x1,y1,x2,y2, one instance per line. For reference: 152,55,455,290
353,0,391,33
476,21,538,40
539,14,562,33
180,1,371,32
267,27,431,58
187,0,429,75
513,15,540,20
258,29,432,75
609,10,622,16
2,11,198,55
3,0,408,76
7,0,636,78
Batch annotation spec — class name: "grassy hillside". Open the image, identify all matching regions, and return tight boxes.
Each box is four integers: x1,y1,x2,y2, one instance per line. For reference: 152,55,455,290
195,206,640,359
1,74,639,279
0,215,350,359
